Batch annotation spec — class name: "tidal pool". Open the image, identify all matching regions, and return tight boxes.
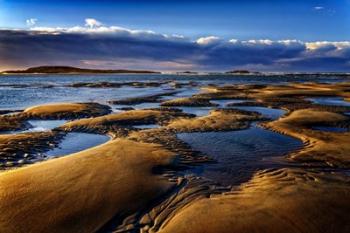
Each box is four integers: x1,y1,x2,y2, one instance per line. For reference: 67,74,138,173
211,99,245,107
45,132,110,157
177,106,298,185
231,106,286,120
113,102,161,111
307,97,350,107
178,124,303,185
2,120,67,134
25,120,67,132
177,107,212,117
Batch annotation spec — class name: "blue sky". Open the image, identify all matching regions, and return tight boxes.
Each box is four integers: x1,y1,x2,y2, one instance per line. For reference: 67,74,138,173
0,0,350,71
1,0,349,41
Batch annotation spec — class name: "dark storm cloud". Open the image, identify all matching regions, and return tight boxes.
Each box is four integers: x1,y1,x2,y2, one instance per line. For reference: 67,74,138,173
0,28,349,71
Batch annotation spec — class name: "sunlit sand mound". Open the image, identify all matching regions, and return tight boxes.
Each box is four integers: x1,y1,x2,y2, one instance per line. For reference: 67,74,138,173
252,82,350,99
22,102,111,119
126,109,264,165
166,109,263,132
201,81,350,100
266,109,350,167
0,102,111,132
60,109,193,134
192,82,350,113
161,97,217,107
195,85,257,99
159,168,350,233
0,139,176,233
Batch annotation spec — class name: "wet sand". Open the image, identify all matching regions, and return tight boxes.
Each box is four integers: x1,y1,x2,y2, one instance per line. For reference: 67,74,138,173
265,109,350,167
158,168,350,233
0,139,176,233
0,81,349,232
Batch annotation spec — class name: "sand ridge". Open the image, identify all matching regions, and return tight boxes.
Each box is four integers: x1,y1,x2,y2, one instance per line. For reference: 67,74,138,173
158,168,350,233
265,109,350,167
22,102,111,119
60,109,194,135
0,138,177,233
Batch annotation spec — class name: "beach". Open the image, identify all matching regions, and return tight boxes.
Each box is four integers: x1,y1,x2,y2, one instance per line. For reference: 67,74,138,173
0,74,349,232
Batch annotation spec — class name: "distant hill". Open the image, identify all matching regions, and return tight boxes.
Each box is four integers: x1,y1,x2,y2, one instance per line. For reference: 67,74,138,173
2,66,160,74
226,70,250,74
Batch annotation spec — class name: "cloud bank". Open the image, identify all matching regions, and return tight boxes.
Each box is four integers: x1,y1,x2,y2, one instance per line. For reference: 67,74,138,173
1,19,350,72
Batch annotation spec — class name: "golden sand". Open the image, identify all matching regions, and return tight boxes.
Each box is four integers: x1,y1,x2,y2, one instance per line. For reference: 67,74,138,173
159,168,350,233
22,102,111,119
165,109,262,132
265,109,350,167
0,139,176,233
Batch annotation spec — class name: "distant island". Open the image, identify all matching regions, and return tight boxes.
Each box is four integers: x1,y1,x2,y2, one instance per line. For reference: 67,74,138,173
2,66,160,74
225,70,262,75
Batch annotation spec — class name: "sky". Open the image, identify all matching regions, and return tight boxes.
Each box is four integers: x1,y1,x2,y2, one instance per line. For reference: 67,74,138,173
0,0,350,72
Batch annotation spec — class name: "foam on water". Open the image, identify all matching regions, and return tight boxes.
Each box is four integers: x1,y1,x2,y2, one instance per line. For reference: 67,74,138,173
1,120,67,134
26,120,67,132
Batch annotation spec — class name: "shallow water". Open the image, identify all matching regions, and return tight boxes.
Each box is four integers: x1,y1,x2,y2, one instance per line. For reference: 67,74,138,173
45,132,110,157
178,124,303,185
211,99,245,107
2,120,67,134
133,124,159,129
0,74,349,110
113,102,161,111
26,120,67,132
232,106,286,120
177,106,293,185
307,97,350,107
176,107,212,117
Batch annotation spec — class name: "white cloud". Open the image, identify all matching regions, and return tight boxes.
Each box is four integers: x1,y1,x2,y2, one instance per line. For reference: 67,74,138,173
29,23,184,42
196,36,220,45
243,39,274,45
277,40,302,45
313,6,324,11
85,18,102,28
26,18,38,27
25,23,350,54
229,39,239,44
306,41,350,50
